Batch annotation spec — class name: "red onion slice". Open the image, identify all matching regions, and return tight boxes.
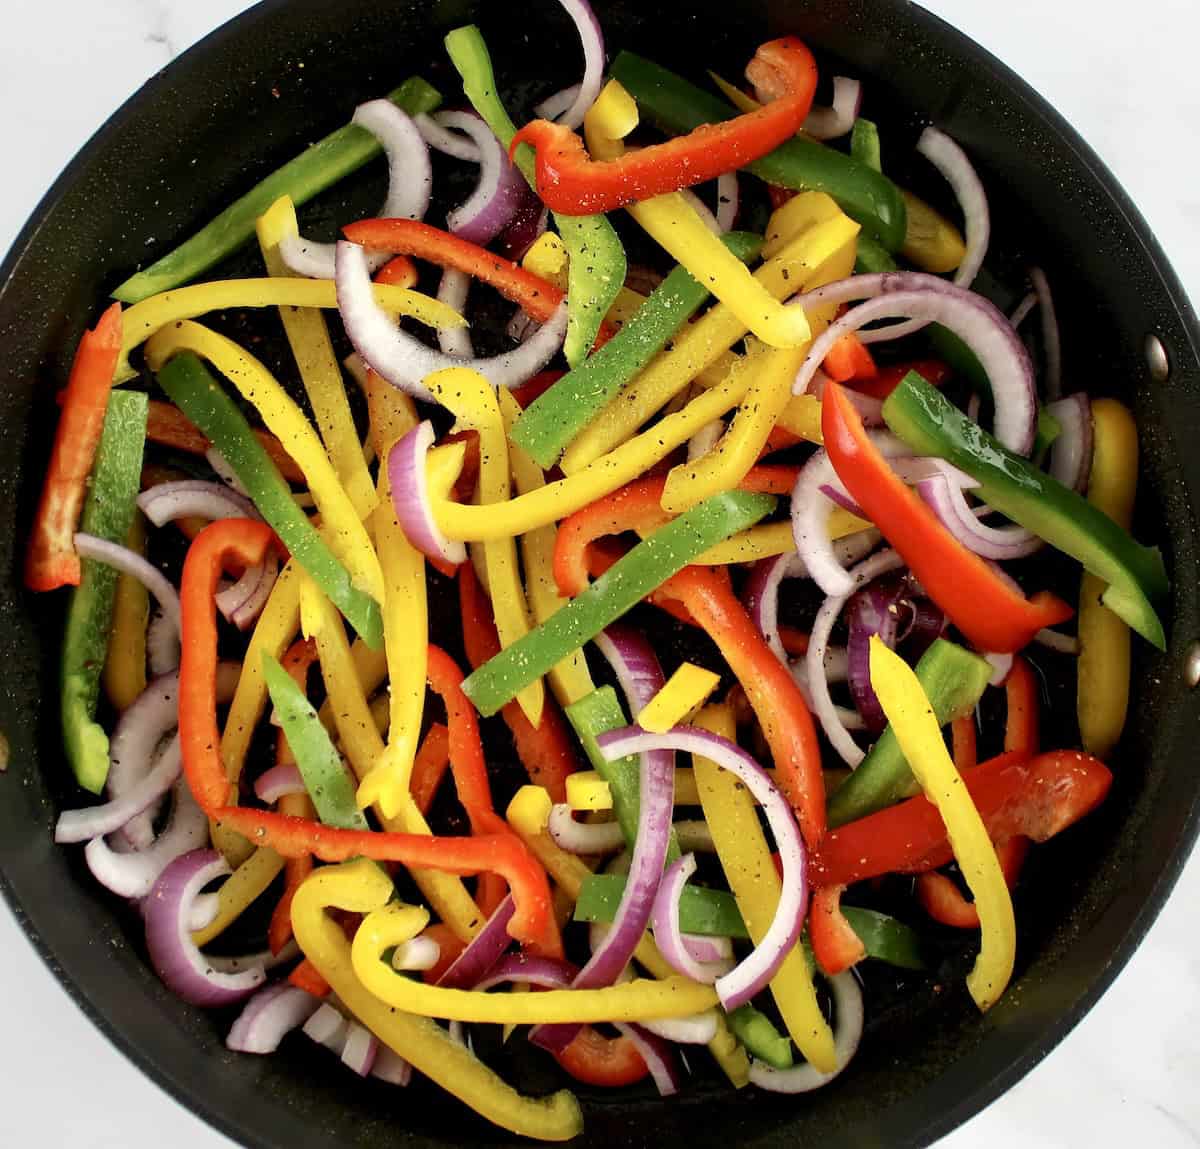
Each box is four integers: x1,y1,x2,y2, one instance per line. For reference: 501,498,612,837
612,1022,685,1096
548,804,626,854
436,269,474,358
680,189,724,235
137,480,258,526
336,240,568,398
791,273,1037,456
387,421,468,566
534,84,584,122
436,111,527,246
253,762,306,805
789,659,865,732
716,172,739,232
1030,267,1062,400
391,935,442,973
597,725,808,1011
1009,291,1038,329
984,651,1014,686
436,895,516,989
593,624,668,713
216,550,279,630
207,941,300,975
304,1003,349,1051
75,532,181,637
918,126,989,290
280,100,432,280
803,77,862,140
551,0,606,129
415,113,482,162
1035,628,1080,655
845,578,916,735
748,970,863,1092
638,1010,721,1045
143,849,266,1007
916,473,1042,560
472,953,577,992
1045,393,1092,493
227,983,320,1054
651,854,736,984
686,418,725,463
146,609,181,677
496,193,549,262
205,446,249,496
341,1023,380,1077
371,1046,413,1086
682,934,733,964
808,549,906,766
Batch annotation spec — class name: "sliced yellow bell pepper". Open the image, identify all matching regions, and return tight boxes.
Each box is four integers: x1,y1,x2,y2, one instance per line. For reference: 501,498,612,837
868,636,1015,1010
427,367,543,726
1077,399,1139,758
775,393,824,443
522,231,646,328
118,277,465,381
691,704,836,1072
637,664,721,734
707,71,761,115
102,515,149,711
900,190,967,275
566,768,704,811
143,321,385,604
191,846,285,947
499,389,595,710
257,196,376,517
291,862,582,1141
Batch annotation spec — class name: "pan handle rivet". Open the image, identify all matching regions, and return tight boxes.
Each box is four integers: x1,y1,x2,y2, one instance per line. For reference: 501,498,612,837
1145,334,1170,382
1185,642,1200,689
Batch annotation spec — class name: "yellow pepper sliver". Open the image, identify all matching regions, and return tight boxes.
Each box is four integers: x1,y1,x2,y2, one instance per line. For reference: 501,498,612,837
191,846,285,947
566,768,705,811
868,636,1016,1010
291,862,583,1140
637,664,721,734
102,515,149,711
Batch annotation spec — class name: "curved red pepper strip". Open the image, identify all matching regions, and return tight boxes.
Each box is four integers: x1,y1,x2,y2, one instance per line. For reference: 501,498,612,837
822,332,877,384
1003,656,1041,758
950,714,978,771
180,518,280,813
554,1026,649,1087
811,749,1111,888
458,564,581,804
373,254,419,289
510,37,819,215
809,884,867,975
849,359,950,402
214,806,556,953
410,722,452,817
26,303,124,591
823,382,1073,653
917,837,1031,929
420,922,468,984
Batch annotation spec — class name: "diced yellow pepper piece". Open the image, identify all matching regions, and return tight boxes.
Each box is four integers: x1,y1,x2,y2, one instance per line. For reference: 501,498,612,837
637,663,722,733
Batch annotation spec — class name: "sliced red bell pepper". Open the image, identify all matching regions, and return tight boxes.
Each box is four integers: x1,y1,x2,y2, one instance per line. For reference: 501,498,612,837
411,722,452,817
811,749,1111,887
917,837,1030,929
1003,656,1040,758
822,382,1073,653
442,428,482,505
511,370,567,410
373,254,419,288
761,425,805,458
26,304,124,591
848,359,950,402
809,884,866,975
421,922,468,984
458,564,581,803
822,332,877,384
180,518,281,812
778,625,810,658
509,37,819,215
951,713,978,770
215,805,556,952
288,958,332,998
554,1026,649,1087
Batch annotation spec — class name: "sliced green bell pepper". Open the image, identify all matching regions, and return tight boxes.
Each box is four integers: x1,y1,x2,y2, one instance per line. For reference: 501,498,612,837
511,231,764,469
851,118,882,172
854,234,898,275
727,1005,794,1069
445,25,626,367
827,638,992,827
113,77,442,303
609,50,907,251
156,352,383,648
62,389,148,793
262,652,368,830
884,372,1169,648
460,491,775,716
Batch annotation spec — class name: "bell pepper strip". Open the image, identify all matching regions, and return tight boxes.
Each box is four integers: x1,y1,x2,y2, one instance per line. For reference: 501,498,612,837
461,491,774,716
410,723,452,816
727,1005,794,1070
118,278,464,382
144,322,384,602
560,195,859,474
822,332,877,383
262,651,369,830
427,368,544,726
373,254,419,288
153,351,383,647
566,766,705,813
825,381,1074,652
360,381,428,815
1004,656,1040,757
289,862,582,1141
189,845,286,947
444,24,625,367
61,389,148,793
609,50,907,250
511,233,764,470
917,836,1031,930
145,398,305,483
808,884,866,975
26,303,124,591
351,901,718,1021
637,664,721,734
459,565,581,803
520,237,647,331
1077,399,1140,757
868,636,1015,1010
112,76,441,301
102,515,149,711
851,117,882,171
847,358,951,402
882,372,1168,648
499,392,595,711
952,714,978,771
691,704,837,1072
555,1027,650,1088
775,392,825,443
826,639,993,827
513,38,817,215
257,196,375,517
900,189,968,275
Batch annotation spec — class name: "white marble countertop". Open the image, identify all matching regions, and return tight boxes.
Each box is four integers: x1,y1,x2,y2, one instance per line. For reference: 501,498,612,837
2,1,1198,1145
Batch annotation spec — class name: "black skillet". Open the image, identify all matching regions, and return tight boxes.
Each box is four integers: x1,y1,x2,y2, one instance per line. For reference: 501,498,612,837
1,1,1198,1146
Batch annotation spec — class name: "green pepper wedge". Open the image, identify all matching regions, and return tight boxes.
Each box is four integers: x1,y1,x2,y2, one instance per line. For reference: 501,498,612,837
851,118,882,172
727,1005,794,1069
156,352,383,648
827,638,992,827
609,50,907,251
461,491,774,716
262,652,368,831
511,232,764,469
113,78,442,303
62,389,148,793
445,25,626,367
883,372,1169,648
